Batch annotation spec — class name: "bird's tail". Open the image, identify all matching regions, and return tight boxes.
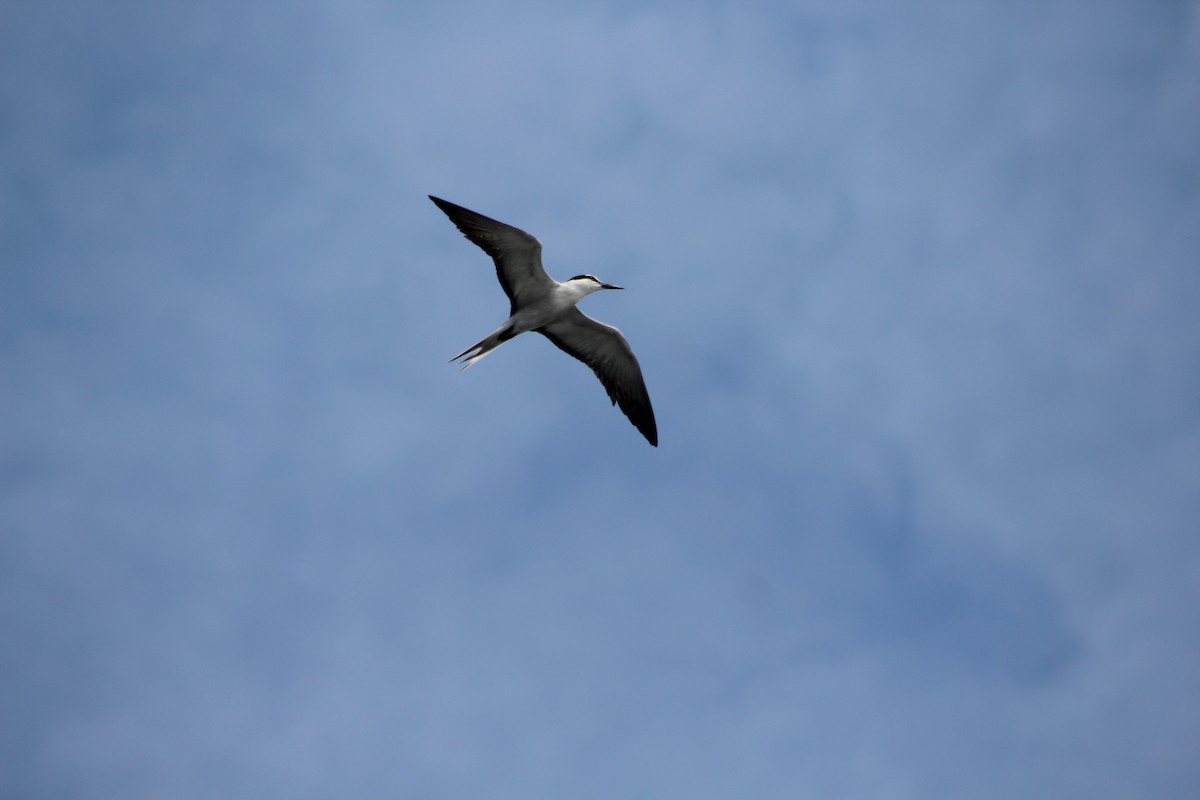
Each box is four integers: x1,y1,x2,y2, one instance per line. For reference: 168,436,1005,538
450,324,516,372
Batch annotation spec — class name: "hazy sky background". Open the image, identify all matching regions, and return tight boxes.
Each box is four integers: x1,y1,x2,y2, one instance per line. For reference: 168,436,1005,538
3,2,1199,798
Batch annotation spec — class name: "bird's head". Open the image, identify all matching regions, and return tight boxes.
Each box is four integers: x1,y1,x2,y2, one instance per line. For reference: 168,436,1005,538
568,274,624,295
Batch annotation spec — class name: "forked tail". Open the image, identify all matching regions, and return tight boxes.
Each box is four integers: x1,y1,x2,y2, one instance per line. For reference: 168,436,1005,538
450,324,517,371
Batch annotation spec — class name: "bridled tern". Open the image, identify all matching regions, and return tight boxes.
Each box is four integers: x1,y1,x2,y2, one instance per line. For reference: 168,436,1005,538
430,196,657,446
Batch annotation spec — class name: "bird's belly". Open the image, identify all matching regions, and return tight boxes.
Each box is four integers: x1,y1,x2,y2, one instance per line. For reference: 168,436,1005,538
511,296,575,333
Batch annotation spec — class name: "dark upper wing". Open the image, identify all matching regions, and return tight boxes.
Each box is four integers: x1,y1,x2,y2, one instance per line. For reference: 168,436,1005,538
538,308,657,446
429,196,555,314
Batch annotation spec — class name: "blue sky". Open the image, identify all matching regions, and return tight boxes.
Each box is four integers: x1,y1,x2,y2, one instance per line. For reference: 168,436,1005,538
2,2,1199,797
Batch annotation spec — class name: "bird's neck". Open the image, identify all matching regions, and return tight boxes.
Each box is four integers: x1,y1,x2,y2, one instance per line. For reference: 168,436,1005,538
559,280,599,305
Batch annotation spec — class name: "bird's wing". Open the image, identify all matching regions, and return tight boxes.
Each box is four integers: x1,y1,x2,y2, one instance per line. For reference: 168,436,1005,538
429,196,556,314
538,308,657,446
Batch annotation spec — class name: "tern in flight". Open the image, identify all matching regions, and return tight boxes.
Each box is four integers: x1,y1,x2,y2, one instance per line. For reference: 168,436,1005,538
430,196,657,446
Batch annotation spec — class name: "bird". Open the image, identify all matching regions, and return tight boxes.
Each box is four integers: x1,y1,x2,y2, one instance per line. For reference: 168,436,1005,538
429,195,657,447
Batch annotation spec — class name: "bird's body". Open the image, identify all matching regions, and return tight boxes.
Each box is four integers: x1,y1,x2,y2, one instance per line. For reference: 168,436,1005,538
459,278,602,364
429,196,657,446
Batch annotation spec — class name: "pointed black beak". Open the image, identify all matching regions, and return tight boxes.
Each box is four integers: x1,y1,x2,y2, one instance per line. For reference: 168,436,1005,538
601,283,624,290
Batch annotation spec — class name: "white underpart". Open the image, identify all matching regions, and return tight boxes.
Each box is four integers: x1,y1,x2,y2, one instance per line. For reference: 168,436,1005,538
456,278,604,371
